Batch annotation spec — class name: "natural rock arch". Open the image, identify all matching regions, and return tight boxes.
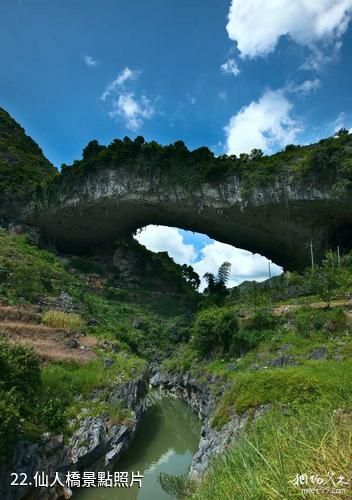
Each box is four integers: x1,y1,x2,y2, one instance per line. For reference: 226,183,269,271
28,166,352,270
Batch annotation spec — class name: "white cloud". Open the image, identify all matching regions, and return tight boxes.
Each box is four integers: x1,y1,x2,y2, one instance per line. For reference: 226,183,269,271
135,226,282,291
115,67,138,86
218,90,227,100
290,79,321,95
101,67,139,101
332,111,349,133
226,0,352,61
83,55,97,67
135,226,197,265
193,241,282,290
101,67,156,130
109,92,155,131
299,46,338,71
225,89,301,155
220,58,240,76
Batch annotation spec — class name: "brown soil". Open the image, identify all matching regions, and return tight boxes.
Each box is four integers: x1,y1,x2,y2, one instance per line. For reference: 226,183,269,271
273,299,350,316
0,306,97,363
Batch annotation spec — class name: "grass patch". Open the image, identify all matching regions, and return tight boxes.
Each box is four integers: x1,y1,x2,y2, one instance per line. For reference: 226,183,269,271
36,353,146,437
83,291,190,356
191,405,352,499
66,400,108,421
212,360,352,429
41,353,146,400
162,344,198,373
292,307,349,337
0,230,79,303
107,401,134,427
42,310,85,331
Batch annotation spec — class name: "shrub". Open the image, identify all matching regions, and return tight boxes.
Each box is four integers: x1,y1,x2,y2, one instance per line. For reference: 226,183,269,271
0,339,41,463
37,396,66,431
191,307,278,357
192,307,238,356
233,328,276,354
0,388,20,464
293,307,348,336
0,337,41,402
304,252,352,306
70,256,103,275
213,309,279,356
293,308,324,336
162,344,198,373
42,310,85,331
323,307,349,333
243,309,278,331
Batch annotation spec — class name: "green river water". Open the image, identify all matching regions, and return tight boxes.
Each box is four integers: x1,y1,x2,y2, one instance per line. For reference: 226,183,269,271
77,396,201,499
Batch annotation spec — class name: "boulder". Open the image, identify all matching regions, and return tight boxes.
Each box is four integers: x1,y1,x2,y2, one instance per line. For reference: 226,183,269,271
309,347,327,360
103,358,114,369
65,338,79,349
270,355,293,367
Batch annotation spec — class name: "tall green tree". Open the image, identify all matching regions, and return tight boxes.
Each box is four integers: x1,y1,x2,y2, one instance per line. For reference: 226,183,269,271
181,264,200,290
305,251,350,307
203,261,232,305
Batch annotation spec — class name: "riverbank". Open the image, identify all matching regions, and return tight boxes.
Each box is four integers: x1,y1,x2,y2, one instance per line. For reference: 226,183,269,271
2,360,264,500
77,394,201,500
0,228,197,499
150,366,269,479
0,369,149,499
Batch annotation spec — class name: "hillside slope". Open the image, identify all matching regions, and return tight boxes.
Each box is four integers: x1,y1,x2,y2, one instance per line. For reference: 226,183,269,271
0,107,57,221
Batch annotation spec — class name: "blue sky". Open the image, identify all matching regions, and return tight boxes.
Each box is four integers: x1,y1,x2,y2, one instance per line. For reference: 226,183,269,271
1,0,352,287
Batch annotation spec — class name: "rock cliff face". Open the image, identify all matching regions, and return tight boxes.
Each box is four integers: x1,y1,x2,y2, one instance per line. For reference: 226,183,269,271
150,368,269,477
28,166,352,270
0,370,148,500
111,237,195,292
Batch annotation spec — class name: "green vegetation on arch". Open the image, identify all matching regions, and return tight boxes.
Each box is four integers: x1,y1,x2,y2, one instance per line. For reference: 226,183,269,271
57,128,352,195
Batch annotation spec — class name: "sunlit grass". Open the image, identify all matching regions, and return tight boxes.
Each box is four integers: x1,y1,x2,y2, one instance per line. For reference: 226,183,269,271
191,406,352,499
42,310,85,331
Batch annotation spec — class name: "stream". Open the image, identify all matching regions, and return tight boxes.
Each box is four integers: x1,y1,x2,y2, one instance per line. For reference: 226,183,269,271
77,395,201,499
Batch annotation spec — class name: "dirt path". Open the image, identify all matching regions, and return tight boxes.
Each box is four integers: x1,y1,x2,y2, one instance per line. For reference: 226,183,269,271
272,298,351,316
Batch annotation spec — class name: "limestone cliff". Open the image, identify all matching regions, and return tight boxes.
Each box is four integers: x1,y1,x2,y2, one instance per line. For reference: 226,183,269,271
1,108,352,270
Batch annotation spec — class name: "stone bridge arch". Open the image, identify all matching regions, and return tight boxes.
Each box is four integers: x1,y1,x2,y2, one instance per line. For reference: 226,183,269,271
29,167,352,270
